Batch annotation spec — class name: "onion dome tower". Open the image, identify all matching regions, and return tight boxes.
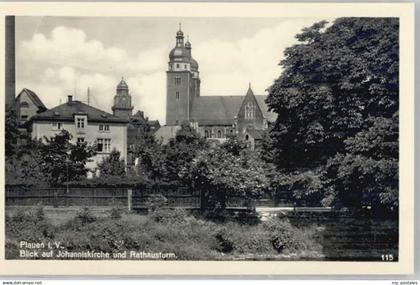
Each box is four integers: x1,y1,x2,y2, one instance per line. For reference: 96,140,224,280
112,78,133,120
166,24,200,126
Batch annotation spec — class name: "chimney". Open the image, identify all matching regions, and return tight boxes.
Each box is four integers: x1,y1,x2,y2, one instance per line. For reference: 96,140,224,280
5,16,15,111
68,95,73,103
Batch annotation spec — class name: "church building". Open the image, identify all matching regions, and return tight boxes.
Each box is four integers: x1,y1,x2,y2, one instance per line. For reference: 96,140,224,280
156,26,276,144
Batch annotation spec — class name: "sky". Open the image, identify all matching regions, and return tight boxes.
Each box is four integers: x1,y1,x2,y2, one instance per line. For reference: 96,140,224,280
15,17,326,124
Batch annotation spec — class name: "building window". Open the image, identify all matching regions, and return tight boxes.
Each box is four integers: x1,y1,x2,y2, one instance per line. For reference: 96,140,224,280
99,124,110,132
245,134,249,141
176,92,180,100
204,130,209,138
175,77,181,85
97,138,111,153
245,102,255,120
21,115,28,120
77,137,85,144
97,138,103,152
76,117,86,129
52,122,63,130
176,64,180,68
184,64,187,69
20,102,29,108
217,130,222,138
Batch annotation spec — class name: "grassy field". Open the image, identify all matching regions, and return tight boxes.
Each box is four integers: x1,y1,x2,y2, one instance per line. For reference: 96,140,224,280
5,206,398,261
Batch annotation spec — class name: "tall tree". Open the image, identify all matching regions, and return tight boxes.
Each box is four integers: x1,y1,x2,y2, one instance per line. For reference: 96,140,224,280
163,121,208,184
40,130,96,186
265,18,399,211
188,139,268,211
97,149,126,177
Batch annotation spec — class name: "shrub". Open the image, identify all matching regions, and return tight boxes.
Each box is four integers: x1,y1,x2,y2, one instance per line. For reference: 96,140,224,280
149,208,188,224
213,227,234,253
110,208,122,220
263,217,315,253
76,207,96,224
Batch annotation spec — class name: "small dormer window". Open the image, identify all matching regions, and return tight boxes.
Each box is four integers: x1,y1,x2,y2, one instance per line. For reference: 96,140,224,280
77,118,85,128
75,115,87,130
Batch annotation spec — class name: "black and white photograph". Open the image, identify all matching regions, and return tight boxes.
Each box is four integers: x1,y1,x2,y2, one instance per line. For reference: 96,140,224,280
0,2,415,276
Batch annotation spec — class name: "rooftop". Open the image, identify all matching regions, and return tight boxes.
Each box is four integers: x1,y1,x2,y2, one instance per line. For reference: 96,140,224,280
32,96,128,124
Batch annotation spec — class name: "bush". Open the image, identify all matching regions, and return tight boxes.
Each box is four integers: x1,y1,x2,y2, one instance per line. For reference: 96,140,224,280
263,217,316,253
213,227,234,253
76,207,96,224
5,207,324,260
149,208,188,224
64,207,97,231
110,208,122,220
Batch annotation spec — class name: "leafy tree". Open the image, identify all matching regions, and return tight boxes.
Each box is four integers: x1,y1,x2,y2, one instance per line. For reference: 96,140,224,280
5,147,49,187
163,121,209,184
39,130,96,186
265,18,399,211
138,142,167,183
325,114,398,210
187,138,268,211
97,149,126,178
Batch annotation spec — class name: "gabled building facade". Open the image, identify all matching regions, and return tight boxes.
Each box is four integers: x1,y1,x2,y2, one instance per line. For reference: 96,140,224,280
14,88,47,125
31,95,128,172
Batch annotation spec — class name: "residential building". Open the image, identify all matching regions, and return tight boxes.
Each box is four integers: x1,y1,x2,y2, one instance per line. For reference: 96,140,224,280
31,95,128,173
14,88,47,125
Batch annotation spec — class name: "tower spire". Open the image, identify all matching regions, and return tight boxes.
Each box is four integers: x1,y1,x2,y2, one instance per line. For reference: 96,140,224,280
179,22,182,31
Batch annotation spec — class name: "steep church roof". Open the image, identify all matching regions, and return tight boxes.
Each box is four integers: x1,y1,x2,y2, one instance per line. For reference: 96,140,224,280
190,96,243,125
255,96,277,122
190,95,277,126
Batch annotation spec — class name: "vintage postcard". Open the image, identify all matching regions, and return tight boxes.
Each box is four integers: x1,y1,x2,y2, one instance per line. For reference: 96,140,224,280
0,2,414,276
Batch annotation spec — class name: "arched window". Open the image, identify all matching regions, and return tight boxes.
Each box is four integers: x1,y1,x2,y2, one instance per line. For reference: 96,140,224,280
245,134,249,141
245,102,255,119
217,130,222,138
20,101,29,108
204,130,209,138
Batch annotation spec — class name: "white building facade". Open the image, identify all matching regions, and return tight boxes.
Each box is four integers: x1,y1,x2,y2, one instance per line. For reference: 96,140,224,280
31,95,128,172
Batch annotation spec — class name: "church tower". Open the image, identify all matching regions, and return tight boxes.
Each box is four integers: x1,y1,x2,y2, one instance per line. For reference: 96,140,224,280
112,78,133,120
166,25,200,126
